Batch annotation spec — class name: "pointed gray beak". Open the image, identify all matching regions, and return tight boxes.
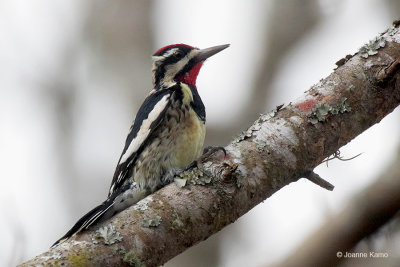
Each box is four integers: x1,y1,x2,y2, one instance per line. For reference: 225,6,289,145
195,44,230,62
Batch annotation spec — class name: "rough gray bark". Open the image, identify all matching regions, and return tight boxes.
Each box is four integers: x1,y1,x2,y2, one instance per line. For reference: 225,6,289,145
19,23,400,267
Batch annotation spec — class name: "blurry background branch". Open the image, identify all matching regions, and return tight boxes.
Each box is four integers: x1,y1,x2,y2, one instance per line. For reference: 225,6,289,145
276,147,400,267
19,24,400,266
206,0,321,145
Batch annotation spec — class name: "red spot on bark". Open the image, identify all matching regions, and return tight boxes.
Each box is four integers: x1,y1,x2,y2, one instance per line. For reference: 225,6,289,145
296,99,318,113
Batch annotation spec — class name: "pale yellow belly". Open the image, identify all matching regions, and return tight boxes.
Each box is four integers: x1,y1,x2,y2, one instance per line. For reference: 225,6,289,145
132,107,205,191
173,109,206,168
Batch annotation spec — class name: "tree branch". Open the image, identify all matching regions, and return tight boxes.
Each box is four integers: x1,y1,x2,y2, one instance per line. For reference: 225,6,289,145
275,148,400,267
19,23,400,267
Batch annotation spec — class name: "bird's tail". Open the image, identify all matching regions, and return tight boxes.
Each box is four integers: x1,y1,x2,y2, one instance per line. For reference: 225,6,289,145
52,182,147,247
51,197,115,247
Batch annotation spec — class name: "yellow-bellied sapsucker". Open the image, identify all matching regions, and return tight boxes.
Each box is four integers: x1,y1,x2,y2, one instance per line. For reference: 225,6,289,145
52,43,229,246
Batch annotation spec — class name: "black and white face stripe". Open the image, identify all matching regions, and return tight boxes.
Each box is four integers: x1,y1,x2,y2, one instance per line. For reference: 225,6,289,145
152,45,199,87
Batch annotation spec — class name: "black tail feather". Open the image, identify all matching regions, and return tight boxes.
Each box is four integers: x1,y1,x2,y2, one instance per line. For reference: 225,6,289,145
51,199,114,247
52,183,141,247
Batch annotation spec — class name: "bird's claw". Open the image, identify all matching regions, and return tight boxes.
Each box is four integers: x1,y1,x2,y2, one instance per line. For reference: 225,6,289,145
202,146,227,158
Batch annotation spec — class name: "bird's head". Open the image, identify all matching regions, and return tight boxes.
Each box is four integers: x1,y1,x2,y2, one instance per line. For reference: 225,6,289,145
151,43,229,88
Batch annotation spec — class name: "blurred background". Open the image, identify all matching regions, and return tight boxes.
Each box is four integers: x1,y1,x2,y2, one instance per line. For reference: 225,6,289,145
1,0,400,266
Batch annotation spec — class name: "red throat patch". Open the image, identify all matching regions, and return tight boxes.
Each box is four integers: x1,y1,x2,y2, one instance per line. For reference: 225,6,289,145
176,62,203,87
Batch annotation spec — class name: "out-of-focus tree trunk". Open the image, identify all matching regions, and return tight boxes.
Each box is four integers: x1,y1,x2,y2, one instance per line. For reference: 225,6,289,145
384,0,400,19
42,0,154,254
83,0,153,105
207,0,321,145
275,148,400,267
42,47,79,215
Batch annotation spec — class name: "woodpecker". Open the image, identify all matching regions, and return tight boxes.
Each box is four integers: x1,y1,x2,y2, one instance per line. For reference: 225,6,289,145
52,43,229,246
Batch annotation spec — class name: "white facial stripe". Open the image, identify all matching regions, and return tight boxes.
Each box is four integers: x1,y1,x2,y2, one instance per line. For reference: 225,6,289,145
163,48,179,57
151,48,179,64
119,94,170,164
163,50,198,82
151,55,164,61
164,57,189,80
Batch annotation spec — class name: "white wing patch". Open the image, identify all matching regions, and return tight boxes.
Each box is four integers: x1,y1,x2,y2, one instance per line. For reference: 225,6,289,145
119,94,170,164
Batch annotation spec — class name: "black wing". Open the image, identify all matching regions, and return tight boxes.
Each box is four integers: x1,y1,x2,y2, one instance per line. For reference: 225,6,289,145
52,183,133,247
108,88,174,196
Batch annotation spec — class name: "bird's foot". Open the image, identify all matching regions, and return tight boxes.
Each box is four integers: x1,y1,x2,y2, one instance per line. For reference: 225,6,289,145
160,146,227,188
202,146,227,158
160,168,182,187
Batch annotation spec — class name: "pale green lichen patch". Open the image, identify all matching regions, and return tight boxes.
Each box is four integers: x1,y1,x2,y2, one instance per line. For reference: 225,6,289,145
142,215,162,228
186,168,211,185
179,167,203,180
176,167,212,186
234,108,279,143
174,177,187,188
92,224,123,245
133,197,153,211
123,251,144,267
234,122,261,142
359,36,386,58
191,174,212,185
308,103,331,124
308,98,351,124
331,97,352,114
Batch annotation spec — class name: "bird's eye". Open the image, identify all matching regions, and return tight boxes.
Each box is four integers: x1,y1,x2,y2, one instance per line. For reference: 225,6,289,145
173,51,184,59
